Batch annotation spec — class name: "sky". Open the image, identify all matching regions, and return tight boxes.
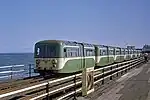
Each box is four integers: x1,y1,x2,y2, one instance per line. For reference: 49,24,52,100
0,0,149,53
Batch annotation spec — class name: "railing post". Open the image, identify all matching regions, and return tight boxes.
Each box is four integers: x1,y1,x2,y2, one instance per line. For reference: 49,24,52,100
11,66,13,79
82,67,94,96
102,67,104,84
110,66,112,80
73,75,77,100
46,82,50,100
29,64,31,77
116,64,119,77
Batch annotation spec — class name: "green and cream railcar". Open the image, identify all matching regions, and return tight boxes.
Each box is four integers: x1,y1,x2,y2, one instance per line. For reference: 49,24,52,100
136,49,142,57
120,48,125,62
124,49,130,60
61,42,95,73
34,40,62,75
95,45,109,67
114,47,121,63
138,49,142,57
132,49,136,59
108,46,115,64
82,43,95,69
127,49,132,60
60,43,83,73
34,40,95,74
130,49,134,59
135,49,139,58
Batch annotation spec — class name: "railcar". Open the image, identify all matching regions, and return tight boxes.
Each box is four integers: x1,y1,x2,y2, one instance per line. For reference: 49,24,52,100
124,48,129,60
34,40,95,75
34,40,142,75
114,47,121,63
95,45,109,67
135,49,138,58
120,48,125,62
108,46,115,64
127,49,132,60
132,49,136,58
125,48,129,60
130,49,134,59
136,49,142,57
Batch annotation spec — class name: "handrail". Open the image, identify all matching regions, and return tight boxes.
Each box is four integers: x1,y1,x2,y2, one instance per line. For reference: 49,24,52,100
0,73,82,99
0,64,24,69
0,64,36,81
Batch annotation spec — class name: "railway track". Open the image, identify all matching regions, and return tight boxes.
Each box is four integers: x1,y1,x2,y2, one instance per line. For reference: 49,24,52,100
0,75,59,95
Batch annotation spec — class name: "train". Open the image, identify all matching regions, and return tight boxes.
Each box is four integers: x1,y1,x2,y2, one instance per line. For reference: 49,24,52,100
34,40,142,75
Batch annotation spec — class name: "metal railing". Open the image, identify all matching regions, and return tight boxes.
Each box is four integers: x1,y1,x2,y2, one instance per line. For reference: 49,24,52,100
0,64,38,82
0,58,144,100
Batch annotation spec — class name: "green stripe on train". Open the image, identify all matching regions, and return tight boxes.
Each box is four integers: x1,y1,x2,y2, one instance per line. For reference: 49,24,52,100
96,57,115,67
109,57,115,64
96,57,109,66
59,58,95,73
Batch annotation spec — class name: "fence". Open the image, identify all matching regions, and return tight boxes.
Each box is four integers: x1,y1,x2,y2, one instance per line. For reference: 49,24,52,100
0,64,38,82
0,57,144,100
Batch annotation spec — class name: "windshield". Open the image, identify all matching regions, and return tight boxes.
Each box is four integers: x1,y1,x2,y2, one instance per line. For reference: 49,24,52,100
34,43,59,58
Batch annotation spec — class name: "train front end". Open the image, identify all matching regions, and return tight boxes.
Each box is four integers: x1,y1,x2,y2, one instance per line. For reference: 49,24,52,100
34,40,62,75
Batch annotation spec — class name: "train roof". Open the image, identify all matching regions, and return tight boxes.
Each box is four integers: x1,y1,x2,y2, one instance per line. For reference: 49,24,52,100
36,40,64,44
35,40,141,50
36,40,95,47
95,45,108,48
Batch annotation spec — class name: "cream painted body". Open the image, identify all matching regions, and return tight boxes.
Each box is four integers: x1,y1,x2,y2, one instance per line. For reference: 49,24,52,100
35,56,95,70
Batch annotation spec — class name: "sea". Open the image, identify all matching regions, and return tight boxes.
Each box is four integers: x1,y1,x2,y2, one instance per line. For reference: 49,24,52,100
0,53,39,82
0,53,34,66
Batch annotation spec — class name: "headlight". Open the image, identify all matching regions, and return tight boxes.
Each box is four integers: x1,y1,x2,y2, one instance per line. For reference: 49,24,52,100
36,59,40,64
53,64,56,67
52,59,57,64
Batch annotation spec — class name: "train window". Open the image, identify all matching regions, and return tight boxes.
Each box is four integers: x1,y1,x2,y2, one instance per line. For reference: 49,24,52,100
102,50,105,55
109,50,114,55
78,49,80,56
35,44,59,58
102,49,107,55
116,50,120,55
134,51,136,54
64,47,79,57
121,50,125,55
125,51,128,54
64,48,67,57
64,48,66,52
86,49,94,56
44,45,56,57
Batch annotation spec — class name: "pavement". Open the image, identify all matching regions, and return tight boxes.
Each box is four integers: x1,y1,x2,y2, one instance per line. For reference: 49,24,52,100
78,61,150,100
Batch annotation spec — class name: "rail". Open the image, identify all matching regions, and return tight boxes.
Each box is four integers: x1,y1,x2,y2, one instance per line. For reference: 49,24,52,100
0,64,38,82
0,57,144,100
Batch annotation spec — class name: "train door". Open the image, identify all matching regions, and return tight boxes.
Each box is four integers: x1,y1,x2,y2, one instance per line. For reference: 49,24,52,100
80,44,85,70
119,48,121,61
95,46,98,66
107,46,109,64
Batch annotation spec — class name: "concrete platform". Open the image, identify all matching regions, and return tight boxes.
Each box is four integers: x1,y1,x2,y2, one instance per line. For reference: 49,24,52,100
78,62,150,100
